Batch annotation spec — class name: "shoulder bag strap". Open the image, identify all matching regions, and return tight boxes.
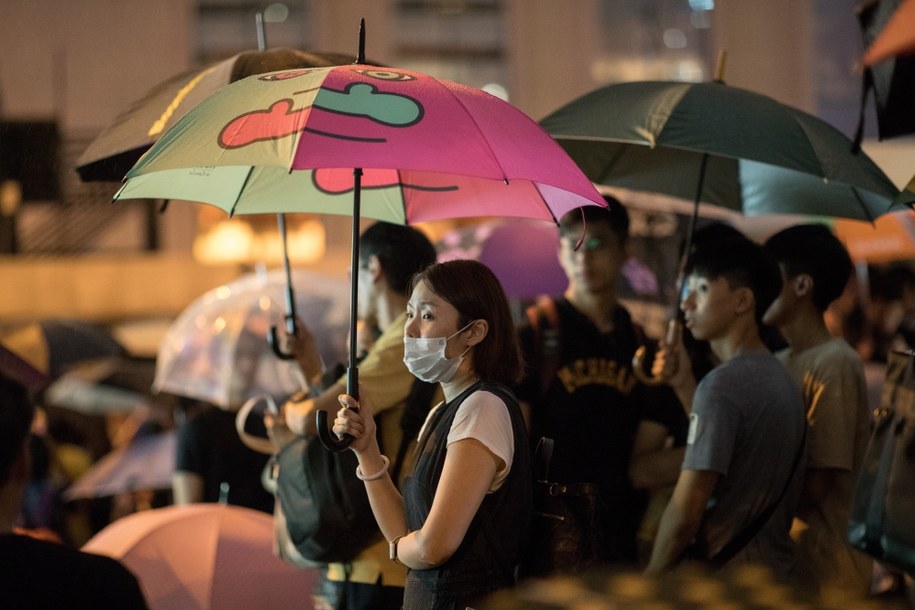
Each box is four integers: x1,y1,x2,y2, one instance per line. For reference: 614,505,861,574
707,423,807,569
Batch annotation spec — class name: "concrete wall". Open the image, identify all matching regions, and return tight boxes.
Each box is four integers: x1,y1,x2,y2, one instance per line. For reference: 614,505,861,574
0,0,194,130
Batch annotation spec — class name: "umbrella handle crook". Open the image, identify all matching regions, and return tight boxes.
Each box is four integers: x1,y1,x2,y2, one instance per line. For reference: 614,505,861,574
268,324,297,360
316,367,359,452
316,410,355,451
631,319,682,386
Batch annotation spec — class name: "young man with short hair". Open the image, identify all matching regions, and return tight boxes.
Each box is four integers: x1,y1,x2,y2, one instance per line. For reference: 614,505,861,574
646,236,806,578
763,224,872,597
516,198,686,567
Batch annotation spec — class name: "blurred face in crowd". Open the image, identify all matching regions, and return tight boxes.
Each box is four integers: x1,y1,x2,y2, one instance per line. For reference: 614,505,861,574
559,220,627,297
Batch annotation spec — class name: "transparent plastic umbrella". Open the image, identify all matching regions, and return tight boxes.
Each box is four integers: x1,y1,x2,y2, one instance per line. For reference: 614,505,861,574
154,269,349,408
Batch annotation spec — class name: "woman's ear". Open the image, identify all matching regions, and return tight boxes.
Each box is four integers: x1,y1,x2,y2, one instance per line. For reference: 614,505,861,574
466,319,489,346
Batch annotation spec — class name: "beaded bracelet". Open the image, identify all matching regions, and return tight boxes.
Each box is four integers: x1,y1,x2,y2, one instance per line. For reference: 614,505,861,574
355,455,390,481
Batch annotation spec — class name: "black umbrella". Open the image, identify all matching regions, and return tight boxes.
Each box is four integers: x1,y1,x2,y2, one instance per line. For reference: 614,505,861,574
1,319,127,379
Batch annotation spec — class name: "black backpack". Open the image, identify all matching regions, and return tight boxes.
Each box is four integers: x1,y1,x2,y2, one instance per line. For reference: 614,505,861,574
271,375,437,565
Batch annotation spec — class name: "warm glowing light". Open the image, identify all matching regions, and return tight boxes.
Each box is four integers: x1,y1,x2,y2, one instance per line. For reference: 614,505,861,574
193,218,326,265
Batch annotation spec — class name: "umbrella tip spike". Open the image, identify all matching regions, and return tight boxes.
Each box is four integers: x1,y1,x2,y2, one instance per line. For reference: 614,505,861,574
356,18,366,64
714,49,727,83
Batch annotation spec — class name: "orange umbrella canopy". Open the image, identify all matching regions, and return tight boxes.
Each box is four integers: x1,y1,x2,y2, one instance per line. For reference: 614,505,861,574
834,210,915,263
863,0,915,66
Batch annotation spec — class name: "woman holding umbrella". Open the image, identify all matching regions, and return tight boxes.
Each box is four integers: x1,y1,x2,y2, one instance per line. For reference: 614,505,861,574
332,259,532,609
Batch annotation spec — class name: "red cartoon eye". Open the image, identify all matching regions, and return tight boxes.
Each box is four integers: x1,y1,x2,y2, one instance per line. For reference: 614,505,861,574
354,69,415,82
259,69,316,81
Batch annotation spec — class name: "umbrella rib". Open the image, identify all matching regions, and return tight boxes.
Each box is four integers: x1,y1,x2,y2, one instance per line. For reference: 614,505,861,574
851,185,876,224
227,167,257,217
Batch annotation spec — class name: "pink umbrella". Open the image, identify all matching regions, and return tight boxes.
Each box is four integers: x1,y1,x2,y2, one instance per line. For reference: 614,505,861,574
83,503,318,610
113,34,605,450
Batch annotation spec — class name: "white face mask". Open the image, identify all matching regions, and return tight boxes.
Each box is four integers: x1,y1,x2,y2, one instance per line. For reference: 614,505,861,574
403,321,476,384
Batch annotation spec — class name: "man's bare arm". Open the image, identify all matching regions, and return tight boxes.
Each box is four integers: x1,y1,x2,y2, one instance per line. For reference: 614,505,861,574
645,468,718,574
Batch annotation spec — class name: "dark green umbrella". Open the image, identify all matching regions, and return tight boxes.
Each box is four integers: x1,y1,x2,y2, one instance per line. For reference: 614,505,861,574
540,80,904,222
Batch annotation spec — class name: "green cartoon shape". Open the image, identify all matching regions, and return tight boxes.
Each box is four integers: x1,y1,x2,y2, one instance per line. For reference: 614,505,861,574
314,83,422,126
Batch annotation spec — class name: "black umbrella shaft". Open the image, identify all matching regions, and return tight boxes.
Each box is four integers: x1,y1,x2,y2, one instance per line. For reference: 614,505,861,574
676,151,710,309
347,168,364,400
278,213,297,334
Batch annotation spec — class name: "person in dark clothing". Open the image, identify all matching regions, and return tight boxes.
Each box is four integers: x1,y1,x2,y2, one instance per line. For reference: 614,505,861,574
0,371,149,610
516,198,683,566
173,398,274,513
332,259,532,609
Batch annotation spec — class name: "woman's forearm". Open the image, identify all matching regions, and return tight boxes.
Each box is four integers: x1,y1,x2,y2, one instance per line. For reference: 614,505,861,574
355,449,410,543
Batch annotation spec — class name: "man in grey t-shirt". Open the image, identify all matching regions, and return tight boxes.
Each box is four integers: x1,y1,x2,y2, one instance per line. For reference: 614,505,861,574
646,236,806,578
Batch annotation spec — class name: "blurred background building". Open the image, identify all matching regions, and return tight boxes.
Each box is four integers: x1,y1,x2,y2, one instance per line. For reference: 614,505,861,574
0,0,912,353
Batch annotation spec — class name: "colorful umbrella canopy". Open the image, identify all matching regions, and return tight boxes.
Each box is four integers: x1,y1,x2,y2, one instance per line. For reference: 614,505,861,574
154,269,349,408
539,80,903,221
114,66,604,223
76,48,359,182
113,63,606,448
82,503,319,610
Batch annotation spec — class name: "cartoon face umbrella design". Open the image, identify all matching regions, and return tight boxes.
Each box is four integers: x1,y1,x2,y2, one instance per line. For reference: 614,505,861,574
114,63,605,449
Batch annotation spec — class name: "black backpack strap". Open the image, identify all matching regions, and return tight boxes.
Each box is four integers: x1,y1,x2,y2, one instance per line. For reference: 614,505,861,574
533,436,555,481
390,377,438,484
524,296,562,400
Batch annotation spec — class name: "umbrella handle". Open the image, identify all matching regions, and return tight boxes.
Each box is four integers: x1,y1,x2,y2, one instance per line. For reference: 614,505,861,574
631,319,682,387
268,325,297,360
316,367,359,452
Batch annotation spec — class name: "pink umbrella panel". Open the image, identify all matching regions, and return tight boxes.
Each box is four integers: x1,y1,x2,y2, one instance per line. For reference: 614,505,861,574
83,503,319,610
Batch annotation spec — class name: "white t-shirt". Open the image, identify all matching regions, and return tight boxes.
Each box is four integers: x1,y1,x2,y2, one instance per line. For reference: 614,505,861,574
419,390,515,491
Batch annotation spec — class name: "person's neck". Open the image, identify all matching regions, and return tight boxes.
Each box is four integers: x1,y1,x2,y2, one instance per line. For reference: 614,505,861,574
565,287,618,332
780,307,833,353
375,291,408,330
441,366,479,403
710,321,767,362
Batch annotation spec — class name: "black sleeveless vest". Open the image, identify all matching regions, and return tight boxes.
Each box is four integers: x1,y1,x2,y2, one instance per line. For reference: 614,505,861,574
400,381,532,609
